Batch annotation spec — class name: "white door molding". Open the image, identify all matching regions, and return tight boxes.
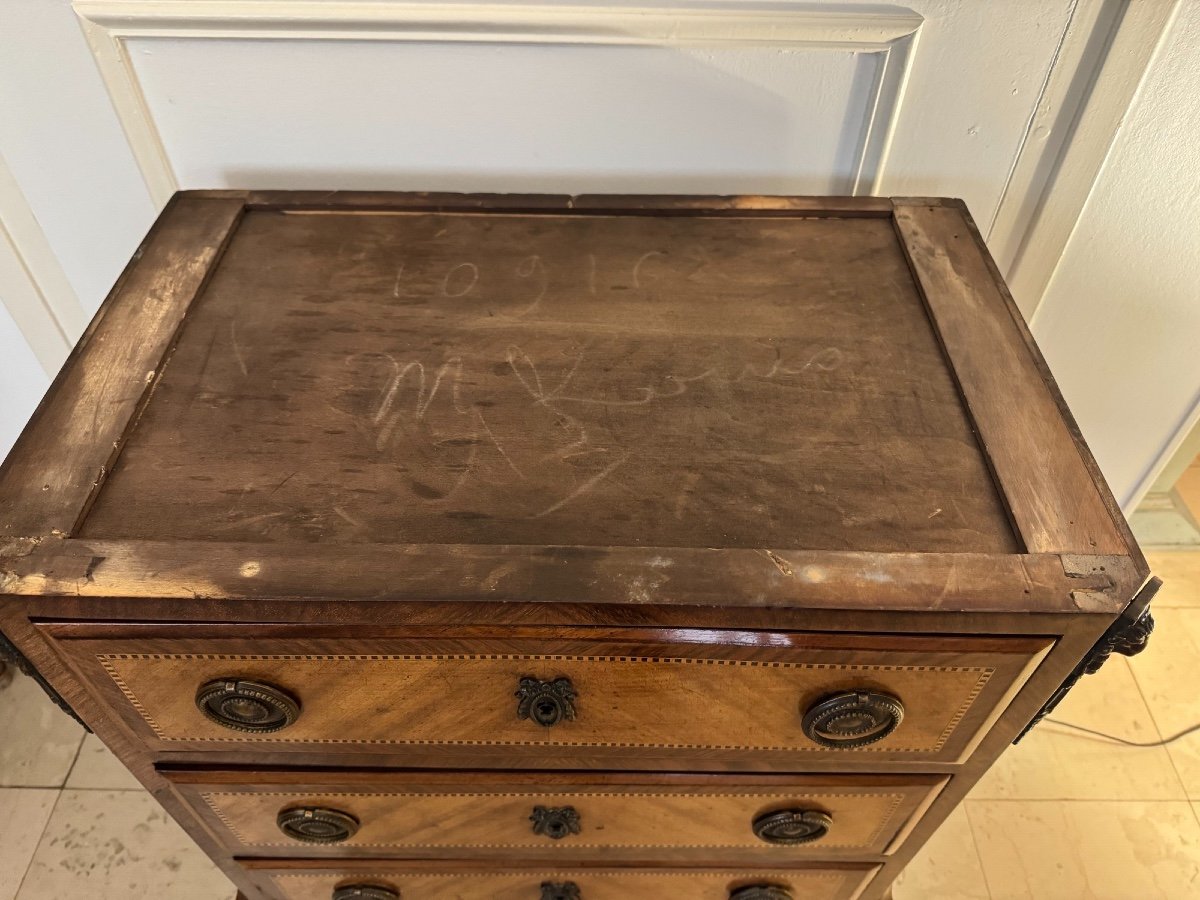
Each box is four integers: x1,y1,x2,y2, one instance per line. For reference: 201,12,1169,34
73,0,925,207
0,153,86,375
987,0,1178,320
1127,392,1200,515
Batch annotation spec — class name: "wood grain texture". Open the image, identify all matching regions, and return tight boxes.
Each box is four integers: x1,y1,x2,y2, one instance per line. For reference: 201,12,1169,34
0,194,244,544
0,192,1153,900
210,189,895,217
246,861,877,900
3,540,1135,616
892,201,1126,556
77,209,1015,554
168,770,941,860
44,627,1050,765
947,200,1148,579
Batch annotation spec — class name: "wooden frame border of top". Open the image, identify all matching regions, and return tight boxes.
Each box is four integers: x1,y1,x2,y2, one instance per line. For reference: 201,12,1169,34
0,192,1147,615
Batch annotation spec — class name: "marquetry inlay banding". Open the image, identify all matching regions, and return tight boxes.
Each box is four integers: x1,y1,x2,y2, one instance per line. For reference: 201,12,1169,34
198,789,907,850
268,869,856,900
96,651,996,755
275,871,844,882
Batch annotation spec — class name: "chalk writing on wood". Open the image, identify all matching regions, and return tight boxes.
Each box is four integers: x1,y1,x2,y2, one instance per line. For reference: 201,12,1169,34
442,262,479,298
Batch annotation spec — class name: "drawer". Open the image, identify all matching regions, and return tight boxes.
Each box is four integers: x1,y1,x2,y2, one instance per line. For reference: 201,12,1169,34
242,861,879,900
44,624,1051,766
167,769,944,861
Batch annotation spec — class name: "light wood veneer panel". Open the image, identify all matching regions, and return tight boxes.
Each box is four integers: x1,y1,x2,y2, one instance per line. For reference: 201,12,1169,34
45,628,1053,765
167,771,943,860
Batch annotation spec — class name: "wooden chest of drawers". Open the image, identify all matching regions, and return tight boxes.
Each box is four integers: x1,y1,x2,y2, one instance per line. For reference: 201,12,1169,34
0,192,1156,900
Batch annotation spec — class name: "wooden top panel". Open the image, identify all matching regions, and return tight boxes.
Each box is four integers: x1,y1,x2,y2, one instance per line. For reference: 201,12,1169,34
77,207,1017,553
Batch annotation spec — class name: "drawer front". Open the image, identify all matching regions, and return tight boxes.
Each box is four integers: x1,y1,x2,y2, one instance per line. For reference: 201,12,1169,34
245,862,878,900
46,625,1050,764
169,770,943,860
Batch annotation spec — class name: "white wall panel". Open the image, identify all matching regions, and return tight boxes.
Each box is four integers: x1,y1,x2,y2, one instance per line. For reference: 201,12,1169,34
865,0,1078,229
0,301,51,464
1033,1,1199,510
0,0,157,315
133,39,877,194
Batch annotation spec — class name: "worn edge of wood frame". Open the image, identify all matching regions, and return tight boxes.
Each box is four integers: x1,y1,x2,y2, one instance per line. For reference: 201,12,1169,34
0,192,246,550
953,200,1148,578
890,198,1133,565
186,188,898,217
0,191,1136,617
4,541,1135,614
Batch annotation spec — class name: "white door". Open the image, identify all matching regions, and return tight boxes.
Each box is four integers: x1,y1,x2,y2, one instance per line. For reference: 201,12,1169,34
0,0,1187,507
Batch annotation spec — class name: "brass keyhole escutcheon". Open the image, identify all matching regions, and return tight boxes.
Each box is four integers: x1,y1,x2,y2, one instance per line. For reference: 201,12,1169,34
331,885,400,900
540,882,582,900
516,676,577,727
530,805,582,840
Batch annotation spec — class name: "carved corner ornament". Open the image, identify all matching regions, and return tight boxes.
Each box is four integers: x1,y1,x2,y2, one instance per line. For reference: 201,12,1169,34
1082,607,1154,674
0,627,89,730
1015,576,1160,743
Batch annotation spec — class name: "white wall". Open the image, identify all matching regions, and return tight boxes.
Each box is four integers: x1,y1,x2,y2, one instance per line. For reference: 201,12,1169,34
1032,0,1200,509
134,39,877,195
0,0,155,316
0,300,49,459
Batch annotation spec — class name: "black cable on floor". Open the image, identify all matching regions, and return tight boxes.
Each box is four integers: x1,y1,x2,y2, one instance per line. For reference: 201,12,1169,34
1045,717,1200,747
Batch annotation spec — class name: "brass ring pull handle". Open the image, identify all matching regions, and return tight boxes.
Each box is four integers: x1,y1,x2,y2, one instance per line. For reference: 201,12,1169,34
801,690,905,749
540,882,582,900
516,676,577,727
531,805,582,840
332,886,400,900
195,678,300,733
752,808,833,845
277,806,360,844
729,886,794,900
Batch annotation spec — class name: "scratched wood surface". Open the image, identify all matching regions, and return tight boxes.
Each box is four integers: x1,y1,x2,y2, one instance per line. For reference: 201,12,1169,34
78,209,1017,552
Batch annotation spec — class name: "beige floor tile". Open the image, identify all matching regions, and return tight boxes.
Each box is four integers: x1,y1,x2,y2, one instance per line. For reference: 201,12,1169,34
1147,551,1200,608
967,800,1200,899
65,734,142,791
971,656,1184,800
15,789,234,900
892,805,990,900
0,789,57,900
1177,461,1200,524
1128,607,1200,798
0,672,84,787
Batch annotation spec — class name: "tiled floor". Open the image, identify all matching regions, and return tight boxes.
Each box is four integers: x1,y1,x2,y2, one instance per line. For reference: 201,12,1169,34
2,551,1198,899
1176,456,1200,525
